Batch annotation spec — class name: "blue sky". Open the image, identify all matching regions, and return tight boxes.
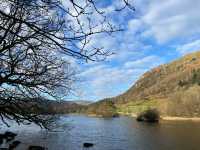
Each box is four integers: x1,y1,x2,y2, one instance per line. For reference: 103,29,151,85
65,0,200,101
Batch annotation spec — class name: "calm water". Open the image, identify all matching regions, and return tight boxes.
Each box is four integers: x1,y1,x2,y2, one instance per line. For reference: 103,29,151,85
1,115,200,150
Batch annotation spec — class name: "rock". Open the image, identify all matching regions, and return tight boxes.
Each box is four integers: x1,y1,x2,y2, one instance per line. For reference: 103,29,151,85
4,132,17,142
0,138,8,149
0,132,19,150
83,143,94,148
9,141,21,150
136,109,159,123
0,134,4,145
112,114,119,118
28,146,47,150
136,116,143,122
4,132,17,138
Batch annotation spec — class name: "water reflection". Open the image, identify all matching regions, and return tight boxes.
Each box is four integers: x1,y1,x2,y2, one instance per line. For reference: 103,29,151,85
0,115,200,150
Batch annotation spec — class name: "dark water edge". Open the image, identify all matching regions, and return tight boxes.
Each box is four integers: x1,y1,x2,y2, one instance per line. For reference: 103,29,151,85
1,115,200,150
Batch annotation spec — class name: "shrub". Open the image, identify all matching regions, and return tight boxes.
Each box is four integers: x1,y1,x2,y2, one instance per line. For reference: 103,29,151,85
136,109,159,123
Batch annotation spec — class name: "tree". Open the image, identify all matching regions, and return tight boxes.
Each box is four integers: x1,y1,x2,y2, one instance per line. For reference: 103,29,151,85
0,0,134,128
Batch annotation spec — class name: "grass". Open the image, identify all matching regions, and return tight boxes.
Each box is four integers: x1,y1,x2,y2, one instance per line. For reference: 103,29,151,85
116,99,158,115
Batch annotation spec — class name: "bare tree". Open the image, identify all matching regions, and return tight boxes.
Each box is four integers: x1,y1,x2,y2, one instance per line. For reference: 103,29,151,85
0,0,134,128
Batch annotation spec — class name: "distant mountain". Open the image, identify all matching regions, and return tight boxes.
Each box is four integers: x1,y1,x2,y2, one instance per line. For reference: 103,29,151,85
43,100,87,114
73,100,93,105
25,99,87,114
87,51,200,117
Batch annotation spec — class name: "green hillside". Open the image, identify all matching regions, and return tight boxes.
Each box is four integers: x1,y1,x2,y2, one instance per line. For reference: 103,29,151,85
85,100,118,117
87,51,200,117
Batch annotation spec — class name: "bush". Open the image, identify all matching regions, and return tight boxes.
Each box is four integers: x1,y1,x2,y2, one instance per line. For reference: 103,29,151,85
178,80,188,87
192,69,200,84
86,100,119,118
136,109,159,123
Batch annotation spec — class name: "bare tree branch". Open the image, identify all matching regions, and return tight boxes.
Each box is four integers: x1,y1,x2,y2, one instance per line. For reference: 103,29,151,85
0,0,134,128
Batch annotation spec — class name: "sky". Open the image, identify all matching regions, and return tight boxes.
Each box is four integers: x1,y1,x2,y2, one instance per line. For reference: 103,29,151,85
66,0,200,101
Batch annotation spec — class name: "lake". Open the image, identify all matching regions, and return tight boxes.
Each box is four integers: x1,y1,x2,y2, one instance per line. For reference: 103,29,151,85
0,115,200,150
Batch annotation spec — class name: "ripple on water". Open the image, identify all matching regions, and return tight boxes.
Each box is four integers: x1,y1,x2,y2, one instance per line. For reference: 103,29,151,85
0,115,200,150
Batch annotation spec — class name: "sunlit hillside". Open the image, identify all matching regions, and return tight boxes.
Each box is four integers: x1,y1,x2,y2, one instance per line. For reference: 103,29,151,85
88,51,200,117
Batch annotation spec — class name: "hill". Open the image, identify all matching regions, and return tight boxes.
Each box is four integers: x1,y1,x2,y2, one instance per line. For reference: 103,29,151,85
40,100,87,114
21,99,87,114
73,100,93,105
85,99,118,117
87,51,200,117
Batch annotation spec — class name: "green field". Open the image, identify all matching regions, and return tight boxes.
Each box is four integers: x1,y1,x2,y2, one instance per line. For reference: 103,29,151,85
116,99,158,115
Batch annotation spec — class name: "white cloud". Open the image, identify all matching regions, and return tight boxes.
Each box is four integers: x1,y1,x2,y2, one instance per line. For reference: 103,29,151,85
79,64,142,100
78,54,163,100
62,0,200,101
176,39,200,55
130,0,200,43
128,19,144,35
124,55,162,69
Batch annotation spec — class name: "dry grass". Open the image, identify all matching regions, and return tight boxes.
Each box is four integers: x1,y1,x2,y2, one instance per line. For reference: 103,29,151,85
165,86,200,117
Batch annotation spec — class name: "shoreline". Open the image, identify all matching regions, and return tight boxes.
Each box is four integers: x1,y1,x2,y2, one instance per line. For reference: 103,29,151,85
70,113,200,121
126,113,200,121
161,116,200,121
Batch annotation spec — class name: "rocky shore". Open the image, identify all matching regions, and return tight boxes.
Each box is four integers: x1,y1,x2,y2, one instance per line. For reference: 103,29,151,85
0,131,47,150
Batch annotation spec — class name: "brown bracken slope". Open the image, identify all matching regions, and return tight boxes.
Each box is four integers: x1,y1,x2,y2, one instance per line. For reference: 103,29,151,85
89,51,200,117
113,51,200,104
